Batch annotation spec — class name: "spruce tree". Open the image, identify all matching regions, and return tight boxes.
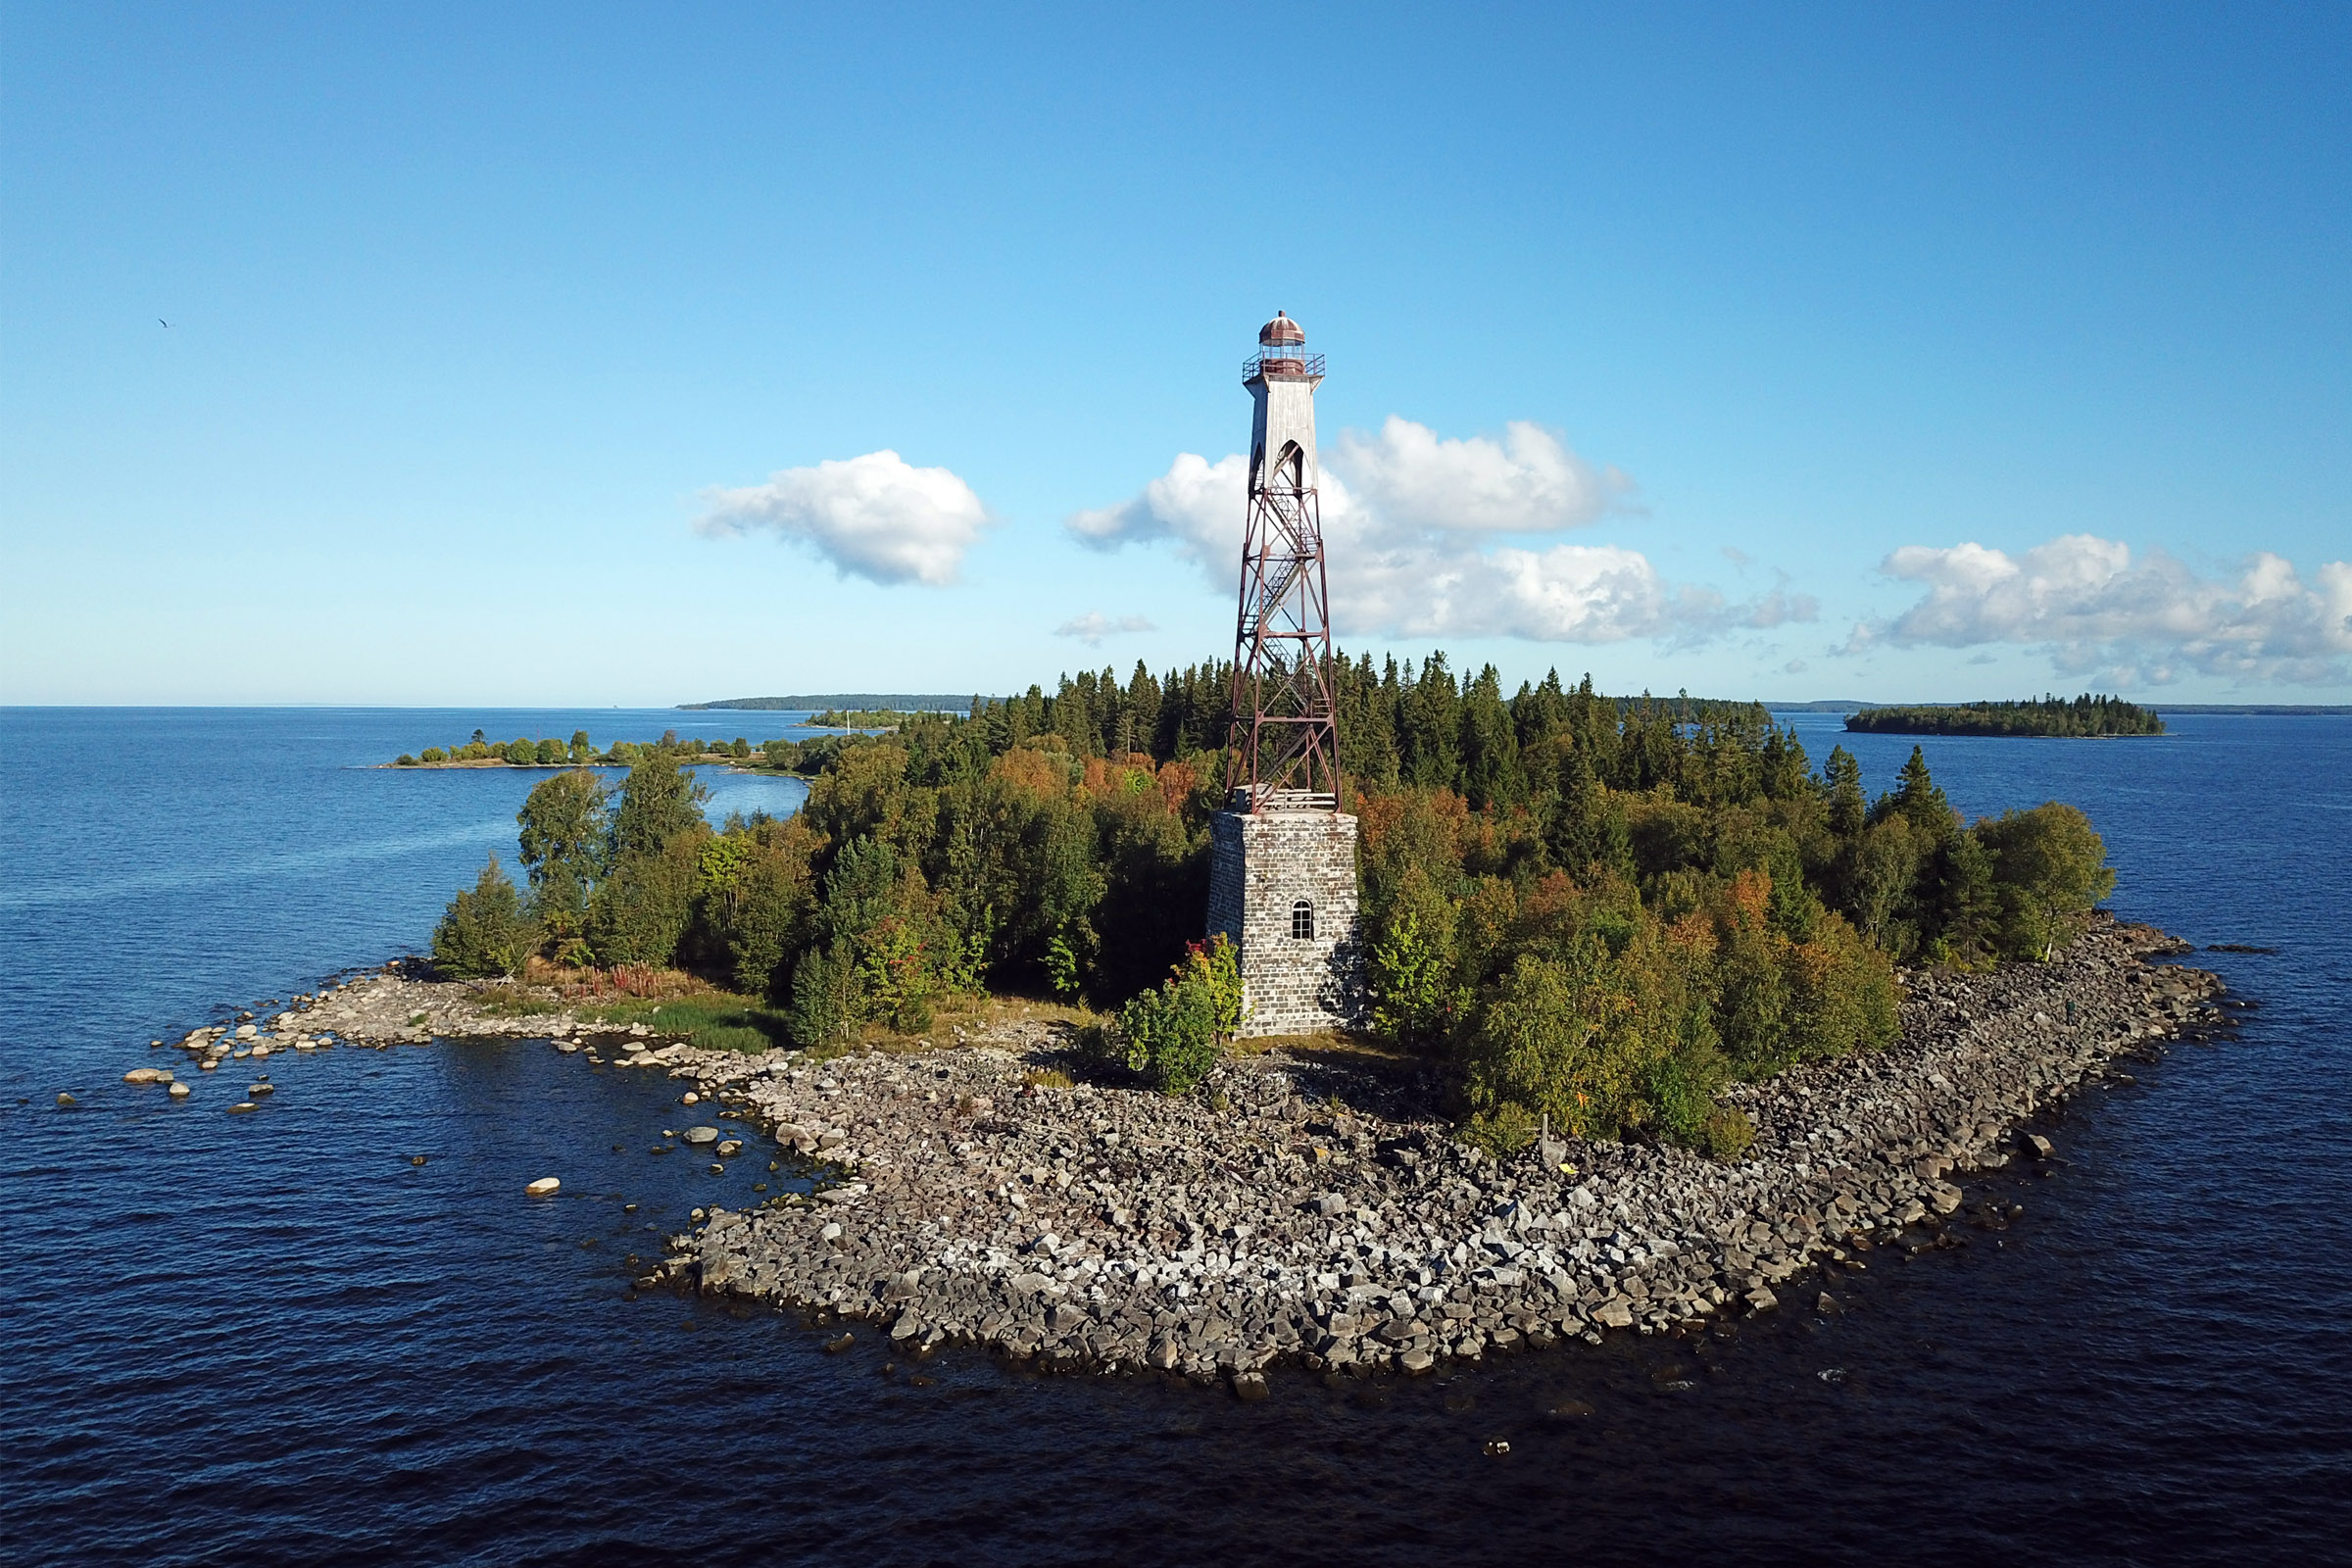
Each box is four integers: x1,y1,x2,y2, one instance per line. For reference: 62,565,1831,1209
1825,746,1866,838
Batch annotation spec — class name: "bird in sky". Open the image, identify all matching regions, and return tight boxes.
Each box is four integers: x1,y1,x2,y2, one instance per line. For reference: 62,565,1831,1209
158,318,171,327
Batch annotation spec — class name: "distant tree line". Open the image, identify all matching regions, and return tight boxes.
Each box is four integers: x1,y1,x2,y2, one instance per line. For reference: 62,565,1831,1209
395,728,760,766
1846,694,2164,738
434,653,2117,1162
807,709,923,729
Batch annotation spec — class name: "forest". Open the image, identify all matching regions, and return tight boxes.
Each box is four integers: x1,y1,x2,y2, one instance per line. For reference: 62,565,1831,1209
1846,694,2165,738
432,653,2116,1160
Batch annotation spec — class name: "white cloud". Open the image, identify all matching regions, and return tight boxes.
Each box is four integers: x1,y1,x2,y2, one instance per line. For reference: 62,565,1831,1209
1327,416,1628,535
1067,416,1799,646
1867,533,2352,684
1054,612,1156,646
698,450,990,586
1066,452,1248,566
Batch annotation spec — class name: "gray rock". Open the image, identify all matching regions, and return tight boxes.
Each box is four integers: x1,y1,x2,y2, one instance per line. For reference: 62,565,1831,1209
682,1126,719,1147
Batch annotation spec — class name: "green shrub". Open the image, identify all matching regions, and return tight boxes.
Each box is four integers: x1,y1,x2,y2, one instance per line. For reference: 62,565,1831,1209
1642,1043,1725,1151
1112,935,1241,1095
431,857,531,978
1367,907,1455,1047
785,948,855,1050
1460,1100,1538,1157
419,748,447,763
1116,980,1222,1094
395,754,417,766
1699,1104,1755,1161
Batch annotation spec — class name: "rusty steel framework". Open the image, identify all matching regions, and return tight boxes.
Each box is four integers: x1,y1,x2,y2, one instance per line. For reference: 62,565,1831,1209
1226,359,1341,812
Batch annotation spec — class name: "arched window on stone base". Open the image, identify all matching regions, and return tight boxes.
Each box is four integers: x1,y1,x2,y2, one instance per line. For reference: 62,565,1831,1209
1291,900,1314,940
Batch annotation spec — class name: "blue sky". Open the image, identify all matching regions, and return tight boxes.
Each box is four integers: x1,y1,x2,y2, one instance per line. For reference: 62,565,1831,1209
5,3,2347,705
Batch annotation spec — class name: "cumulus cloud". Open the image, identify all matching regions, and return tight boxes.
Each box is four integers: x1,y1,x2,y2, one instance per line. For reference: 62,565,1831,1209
1065,452,1249,566
1865,533,2352,684
698,450,990,586
1327,416,1629,534
1054,612,1156,646
1067,416,1797,646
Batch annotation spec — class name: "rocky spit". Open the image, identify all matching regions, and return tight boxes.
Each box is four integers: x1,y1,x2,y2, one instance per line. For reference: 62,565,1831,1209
676,915,2230,1391
114,916,2232,1394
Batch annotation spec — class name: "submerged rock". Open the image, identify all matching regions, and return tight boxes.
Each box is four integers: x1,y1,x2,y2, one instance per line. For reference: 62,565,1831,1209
525,1177,561,1197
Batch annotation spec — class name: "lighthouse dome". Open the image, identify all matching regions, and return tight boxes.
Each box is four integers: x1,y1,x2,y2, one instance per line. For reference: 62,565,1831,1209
1257,312,1305,347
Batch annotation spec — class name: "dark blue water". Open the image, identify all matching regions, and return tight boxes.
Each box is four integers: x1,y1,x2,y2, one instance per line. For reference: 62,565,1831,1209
3,709,2347,1567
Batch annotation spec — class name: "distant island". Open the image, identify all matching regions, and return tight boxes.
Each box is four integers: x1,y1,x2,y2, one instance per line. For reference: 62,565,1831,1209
1846,694,2165,738
807,708,920,729
2145,703,2352,716
392,728,776,769
387,726,898,774
679,694,982,711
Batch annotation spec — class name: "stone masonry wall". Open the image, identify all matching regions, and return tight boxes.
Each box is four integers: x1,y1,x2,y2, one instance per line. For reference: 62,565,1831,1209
1206,810,1363,1036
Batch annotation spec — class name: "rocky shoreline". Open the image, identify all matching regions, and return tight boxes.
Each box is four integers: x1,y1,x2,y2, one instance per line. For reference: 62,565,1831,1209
120,915,2233,1394
670,914,2230,1390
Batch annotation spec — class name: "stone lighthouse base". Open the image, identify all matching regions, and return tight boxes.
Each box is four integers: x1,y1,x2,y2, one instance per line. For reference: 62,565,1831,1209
1206,809,1364,1037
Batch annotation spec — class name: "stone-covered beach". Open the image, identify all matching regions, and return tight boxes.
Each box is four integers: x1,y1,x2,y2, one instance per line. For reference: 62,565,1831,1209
141,913,2231,1392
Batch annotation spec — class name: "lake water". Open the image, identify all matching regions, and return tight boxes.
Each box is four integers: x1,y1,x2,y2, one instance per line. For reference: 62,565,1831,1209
2,708,2347,1566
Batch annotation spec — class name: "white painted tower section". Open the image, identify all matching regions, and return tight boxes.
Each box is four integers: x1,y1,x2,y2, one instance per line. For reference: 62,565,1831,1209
1249,351,1323,502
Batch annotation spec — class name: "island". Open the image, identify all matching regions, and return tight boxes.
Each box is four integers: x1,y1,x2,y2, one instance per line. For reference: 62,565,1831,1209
679,693,984,712
1845,694,2164,737
806,708,929,730
139,653,2223,1389
390,728,782,768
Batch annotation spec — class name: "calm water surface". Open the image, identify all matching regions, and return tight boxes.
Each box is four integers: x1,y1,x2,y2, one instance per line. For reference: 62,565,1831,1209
2,708,2347,1566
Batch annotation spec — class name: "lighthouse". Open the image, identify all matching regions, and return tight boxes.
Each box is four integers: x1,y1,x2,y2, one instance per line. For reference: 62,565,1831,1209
1205,312,1364,1037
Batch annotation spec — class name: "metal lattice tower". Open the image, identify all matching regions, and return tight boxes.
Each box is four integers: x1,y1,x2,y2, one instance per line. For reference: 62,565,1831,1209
1227,311,1340,811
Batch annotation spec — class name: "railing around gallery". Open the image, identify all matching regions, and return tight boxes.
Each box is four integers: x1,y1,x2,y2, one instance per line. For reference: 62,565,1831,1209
1243,352,1325,380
